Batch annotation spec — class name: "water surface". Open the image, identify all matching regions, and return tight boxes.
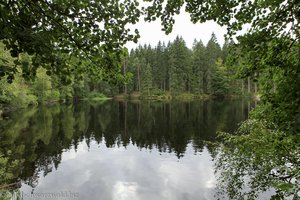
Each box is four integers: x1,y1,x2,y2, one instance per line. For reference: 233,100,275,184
0,100,251,200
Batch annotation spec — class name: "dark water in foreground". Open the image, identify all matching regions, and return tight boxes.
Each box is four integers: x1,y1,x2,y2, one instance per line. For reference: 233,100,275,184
0,100,253,200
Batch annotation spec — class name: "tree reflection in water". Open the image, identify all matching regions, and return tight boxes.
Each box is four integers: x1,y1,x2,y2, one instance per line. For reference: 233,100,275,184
0,100,255,198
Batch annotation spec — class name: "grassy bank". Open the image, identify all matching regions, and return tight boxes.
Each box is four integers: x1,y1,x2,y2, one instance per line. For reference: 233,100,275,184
113,92,242,101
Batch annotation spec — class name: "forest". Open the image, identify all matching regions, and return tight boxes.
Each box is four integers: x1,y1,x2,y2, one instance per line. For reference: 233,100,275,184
120,34,249,99
1,34,257,109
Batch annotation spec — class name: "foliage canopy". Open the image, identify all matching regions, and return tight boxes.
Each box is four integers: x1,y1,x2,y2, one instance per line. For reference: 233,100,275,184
143,0,299,38
1,0,299,85
0,0,141,83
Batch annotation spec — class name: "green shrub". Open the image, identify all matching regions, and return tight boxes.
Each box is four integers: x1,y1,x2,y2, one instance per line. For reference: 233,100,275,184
0,75,38,108
87,92,110,101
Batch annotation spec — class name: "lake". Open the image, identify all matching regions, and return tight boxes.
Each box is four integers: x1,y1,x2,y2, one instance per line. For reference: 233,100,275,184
0,100,253,200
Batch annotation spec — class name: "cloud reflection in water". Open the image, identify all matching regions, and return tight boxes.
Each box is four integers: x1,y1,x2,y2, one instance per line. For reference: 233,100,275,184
21,141,216,200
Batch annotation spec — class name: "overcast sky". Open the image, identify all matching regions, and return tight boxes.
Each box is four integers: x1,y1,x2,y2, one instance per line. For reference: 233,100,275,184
125,10,227,50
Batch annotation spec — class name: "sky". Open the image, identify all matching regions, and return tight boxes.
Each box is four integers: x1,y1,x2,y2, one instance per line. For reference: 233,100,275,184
125,10,227,50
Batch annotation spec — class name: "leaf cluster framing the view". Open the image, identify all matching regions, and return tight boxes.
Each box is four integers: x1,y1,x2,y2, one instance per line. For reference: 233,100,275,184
216,119,300,199
0,0,141,83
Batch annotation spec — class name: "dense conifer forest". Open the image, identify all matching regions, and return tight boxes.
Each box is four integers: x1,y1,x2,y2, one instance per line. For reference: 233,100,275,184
1,34,259,108
123,34,246,99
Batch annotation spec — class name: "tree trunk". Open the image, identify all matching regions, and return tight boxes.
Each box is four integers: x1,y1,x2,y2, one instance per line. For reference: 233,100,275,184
123,59,127,95
247,77,251,94
199,75,201,94
242,79,244,95
137,65,141,92
254,73,258,95
203,74,207,94
248,101,251,114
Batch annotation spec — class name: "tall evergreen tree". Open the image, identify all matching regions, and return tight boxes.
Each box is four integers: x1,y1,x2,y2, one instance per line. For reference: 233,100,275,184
191,39,206,93
168,36,190,93
205,33,222,94
141,63,152,96
211,58,229,96
153,41,165,90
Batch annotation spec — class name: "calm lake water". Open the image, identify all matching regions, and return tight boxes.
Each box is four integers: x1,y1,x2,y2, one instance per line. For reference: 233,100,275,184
0,100,253,200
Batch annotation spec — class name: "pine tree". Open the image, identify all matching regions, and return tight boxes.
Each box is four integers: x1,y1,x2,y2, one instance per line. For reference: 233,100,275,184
211,58,229,96
141,63,152,96
153,41,165,91
191,39,206,94
168,36,190,93
205,33,222,94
